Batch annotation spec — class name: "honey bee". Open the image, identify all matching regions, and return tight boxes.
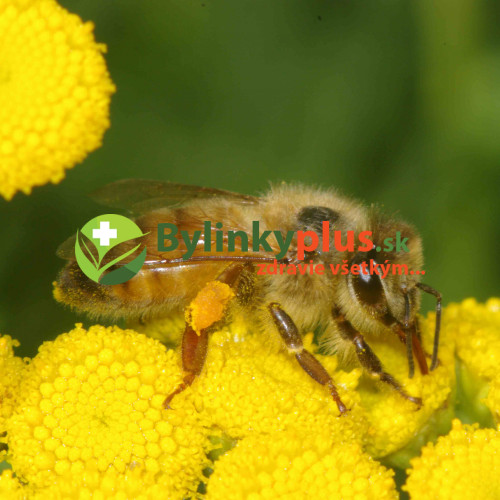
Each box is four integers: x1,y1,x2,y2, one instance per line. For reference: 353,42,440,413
55,179,442,414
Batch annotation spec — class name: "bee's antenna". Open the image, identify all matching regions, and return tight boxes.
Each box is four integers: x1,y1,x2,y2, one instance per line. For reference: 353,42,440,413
403,293,414,378
416,283,442,371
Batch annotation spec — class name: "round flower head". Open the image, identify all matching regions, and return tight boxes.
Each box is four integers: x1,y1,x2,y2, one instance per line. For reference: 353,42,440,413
450,298,500,380
27,464,197,500
5,324,209,496
0,0,115,200
205,428,397,500
129,312,184,348
0,469,24,499
486,377,500,424
0,465,191,500
0,335,26,437
404,419,500,499
358,311,455,465
445,298,500,425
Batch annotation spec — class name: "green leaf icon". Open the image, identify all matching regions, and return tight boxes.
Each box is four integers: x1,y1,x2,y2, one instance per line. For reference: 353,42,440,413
74,214,148,285
100,247,148,285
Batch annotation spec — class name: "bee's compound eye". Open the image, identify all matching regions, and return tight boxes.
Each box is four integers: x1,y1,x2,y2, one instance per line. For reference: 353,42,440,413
352,260,384,305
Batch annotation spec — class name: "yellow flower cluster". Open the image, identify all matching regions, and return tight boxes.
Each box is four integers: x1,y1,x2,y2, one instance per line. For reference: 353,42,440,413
0,335,26,440
486,379,500,424
450,298,500,380
355,313,454,463
168,323,453,466
0,469,23,499
0,0,115,200
405,419,500,499
445,298,500,424
0,298,499,497
3,325,208,496
0,465,197,500
206,429,397,500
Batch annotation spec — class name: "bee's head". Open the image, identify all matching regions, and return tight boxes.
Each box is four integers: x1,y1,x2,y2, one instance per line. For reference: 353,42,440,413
347,231,423,329
339,212,441,375
296,204,426,328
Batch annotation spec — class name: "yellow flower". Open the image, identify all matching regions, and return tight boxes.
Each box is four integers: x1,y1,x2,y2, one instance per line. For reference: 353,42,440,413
486,377,500,424
205,428,397,500
0,335,26,437
360,310,455,464
0,465,186,499
139,309,454,465
186,327,364,439
28,465,197,500
0,469,24,499
130,312,184,348
4,324,209,496
404,419,500,499
0,0,115,200
450,298,500,380
446,298,500,425
4,298,497,497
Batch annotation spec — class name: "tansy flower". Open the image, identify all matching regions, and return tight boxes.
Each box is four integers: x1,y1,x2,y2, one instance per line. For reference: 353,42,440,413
451,298,500,381
129,312,184,348
160,323,366,440
0,466,181,499
0,0,115,200
0,335,26,439
486,377,500,425
11,464,200,500
446,298,500,425
3,299,497,497
3,324,209,496
0,469,23,499
137,308,454,465
359,310,455,465
205,428,398,500
404,419,500,499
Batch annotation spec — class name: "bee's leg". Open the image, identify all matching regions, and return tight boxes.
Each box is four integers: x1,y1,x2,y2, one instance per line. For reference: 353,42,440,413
164,324,208,409
164,263,247,409
333,311,422,407
268,302,348,414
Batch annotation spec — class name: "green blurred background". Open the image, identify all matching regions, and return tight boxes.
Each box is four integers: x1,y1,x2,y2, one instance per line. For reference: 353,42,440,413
0,0,498,357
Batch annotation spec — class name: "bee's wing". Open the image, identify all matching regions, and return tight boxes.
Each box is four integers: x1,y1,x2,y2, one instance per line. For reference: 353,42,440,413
90,179,259,213
56,233,77,260
56,232,122,261
57,180,259,260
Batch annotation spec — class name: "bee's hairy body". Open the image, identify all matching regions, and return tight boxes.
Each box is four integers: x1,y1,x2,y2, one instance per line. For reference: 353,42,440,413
56,181,439,414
